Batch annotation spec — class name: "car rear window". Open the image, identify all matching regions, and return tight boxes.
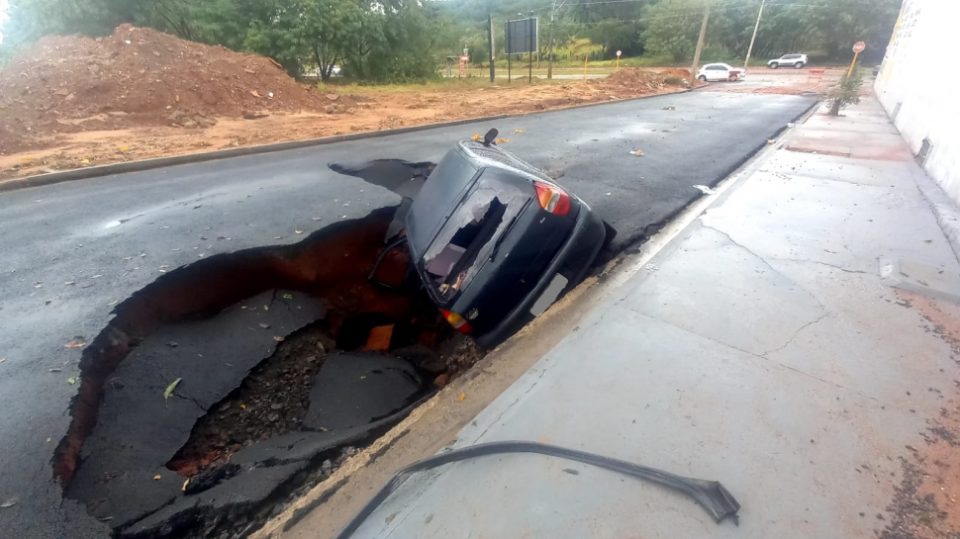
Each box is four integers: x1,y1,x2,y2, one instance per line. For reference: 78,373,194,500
406,148,479,256
421,171,531,301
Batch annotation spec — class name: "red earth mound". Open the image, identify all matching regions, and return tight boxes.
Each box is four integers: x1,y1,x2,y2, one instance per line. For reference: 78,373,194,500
0,24,346,154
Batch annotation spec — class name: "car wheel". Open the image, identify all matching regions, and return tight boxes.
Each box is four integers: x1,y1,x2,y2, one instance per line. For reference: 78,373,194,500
794,62,804,69
769,62,778,69
698,75,707,82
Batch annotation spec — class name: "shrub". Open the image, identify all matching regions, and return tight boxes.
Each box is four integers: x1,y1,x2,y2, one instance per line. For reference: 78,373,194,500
829,69,863,116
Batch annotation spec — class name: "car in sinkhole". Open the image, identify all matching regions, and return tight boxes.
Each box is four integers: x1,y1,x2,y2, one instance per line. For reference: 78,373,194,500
373,131,608,347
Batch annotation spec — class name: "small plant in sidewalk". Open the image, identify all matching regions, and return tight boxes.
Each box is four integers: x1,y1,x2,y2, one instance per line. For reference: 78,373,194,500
829,69,863,116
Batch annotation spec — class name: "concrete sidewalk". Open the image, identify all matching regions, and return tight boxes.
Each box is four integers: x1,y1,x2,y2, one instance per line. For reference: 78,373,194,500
292,95,960,538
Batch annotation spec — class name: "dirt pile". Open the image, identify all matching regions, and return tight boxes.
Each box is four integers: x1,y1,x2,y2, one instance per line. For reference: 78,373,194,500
599,68,691,91
0,24,346,154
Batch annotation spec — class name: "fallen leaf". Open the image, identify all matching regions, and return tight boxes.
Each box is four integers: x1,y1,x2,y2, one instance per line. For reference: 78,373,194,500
181,478,190,492
33,282,43,289
629,149,645,157
282,293,294,300
66,377,77,385
64,337,86,349
767,139,776,144
239,403,247,410
273,335,285,342
163,377,182,400
294,229,304,235
457,391,466,401
153,474,162,481
495,137,510,144
513,128,526,134
250,90,262,98
263,304,269,311
470,132,482,142
258,323,271,329
1,497,18,508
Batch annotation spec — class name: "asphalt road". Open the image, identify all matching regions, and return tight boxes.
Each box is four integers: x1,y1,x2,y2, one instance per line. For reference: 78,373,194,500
0,91,813,537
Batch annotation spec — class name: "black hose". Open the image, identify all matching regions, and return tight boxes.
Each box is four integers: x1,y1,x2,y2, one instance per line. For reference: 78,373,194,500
335,440,741,538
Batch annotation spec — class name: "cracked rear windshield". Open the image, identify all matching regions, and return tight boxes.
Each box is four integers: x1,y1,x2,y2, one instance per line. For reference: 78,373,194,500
422,172,530,300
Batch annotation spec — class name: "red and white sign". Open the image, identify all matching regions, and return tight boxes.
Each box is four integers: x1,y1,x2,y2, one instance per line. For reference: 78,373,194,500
852,41,866,53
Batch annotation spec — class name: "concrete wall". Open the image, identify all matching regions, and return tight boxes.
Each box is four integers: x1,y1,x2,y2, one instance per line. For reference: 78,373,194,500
875,0,960,204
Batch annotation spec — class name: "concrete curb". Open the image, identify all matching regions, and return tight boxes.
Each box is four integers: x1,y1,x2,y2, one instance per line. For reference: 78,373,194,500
912,170,960,264
0,88,692,194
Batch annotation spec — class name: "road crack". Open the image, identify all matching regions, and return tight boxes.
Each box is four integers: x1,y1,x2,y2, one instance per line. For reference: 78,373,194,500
700,222,829,312
760,311,830,357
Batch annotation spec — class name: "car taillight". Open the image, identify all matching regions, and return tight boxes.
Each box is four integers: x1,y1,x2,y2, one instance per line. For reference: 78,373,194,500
534,181,572,216
441,309,473,334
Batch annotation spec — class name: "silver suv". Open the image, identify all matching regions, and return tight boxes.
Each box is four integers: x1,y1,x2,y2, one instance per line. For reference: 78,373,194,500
768,53,808,69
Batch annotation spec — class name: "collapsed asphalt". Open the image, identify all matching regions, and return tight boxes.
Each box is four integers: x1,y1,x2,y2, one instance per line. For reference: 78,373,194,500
0,91,814,538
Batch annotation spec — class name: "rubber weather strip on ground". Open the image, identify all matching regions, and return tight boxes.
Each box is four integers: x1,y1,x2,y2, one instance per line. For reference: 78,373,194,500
335,440,742,538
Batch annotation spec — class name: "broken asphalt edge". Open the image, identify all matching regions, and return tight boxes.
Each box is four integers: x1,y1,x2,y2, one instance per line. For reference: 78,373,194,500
0,88,693,194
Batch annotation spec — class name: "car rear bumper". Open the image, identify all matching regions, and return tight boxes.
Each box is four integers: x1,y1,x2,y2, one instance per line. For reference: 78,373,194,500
474,202,606,348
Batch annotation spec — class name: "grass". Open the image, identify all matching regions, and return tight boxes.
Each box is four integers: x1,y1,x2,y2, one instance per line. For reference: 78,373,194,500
312,54,702,91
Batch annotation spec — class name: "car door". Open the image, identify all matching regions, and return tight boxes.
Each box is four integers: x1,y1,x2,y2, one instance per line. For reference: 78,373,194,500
708,64,727,81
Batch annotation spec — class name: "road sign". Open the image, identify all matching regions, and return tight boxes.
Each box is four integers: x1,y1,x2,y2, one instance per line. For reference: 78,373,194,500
505,18,538,54
847,41,866,78
616,50,622,57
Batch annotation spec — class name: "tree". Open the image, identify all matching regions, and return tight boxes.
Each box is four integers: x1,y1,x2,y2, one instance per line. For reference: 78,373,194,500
642,0,706,62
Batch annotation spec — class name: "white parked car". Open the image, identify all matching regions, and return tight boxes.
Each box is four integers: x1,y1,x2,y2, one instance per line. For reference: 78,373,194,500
768,53,808,69
696,63,746,82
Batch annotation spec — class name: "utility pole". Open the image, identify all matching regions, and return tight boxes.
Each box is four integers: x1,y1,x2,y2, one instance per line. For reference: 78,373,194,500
743,0,765,71
546,0,567,80
689,1,711,85
488,13,496,83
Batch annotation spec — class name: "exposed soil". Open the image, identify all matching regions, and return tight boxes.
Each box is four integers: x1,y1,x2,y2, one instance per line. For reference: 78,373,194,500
880,291,960,539
700,67,846,96
166,322,338,478
0,24,692,181
0,24,351,155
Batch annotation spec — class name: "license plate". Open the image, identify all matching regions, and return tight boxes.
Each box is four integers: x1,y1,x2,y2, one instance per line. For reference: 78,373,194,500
530,274,568,317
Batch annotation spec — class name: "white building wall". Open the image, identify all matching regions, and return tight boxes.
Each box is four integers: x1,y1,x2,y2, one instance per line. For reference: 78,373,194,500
875,0,960,204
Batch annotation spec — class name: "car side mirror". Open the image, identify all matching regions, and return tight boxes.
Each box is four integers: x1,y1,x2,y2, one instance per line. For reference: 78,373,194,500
483,128,499,147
